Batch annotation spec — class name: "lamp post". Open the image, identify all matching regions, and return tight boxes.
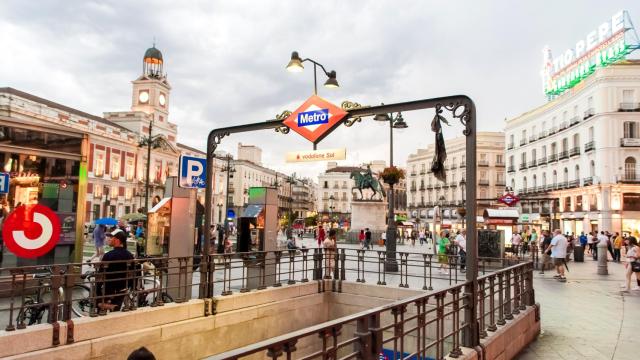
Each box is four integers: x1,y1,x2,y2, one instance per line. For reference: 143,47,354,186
286,175,296,228
459,178,467,228
286,51,339,95
216,199,223,224
328,195,336,227
219,154,235,254
373,111,408,272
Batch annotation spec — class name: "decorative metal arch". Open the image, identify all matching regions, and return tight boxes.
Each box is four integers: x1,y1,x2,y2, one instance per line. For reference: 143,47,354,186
201,95,479,346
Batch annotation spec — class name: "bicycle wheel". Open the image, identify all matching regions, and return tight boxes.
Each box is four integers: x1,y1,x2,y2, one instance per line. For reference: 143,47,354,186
16,299,44,326
70,284,92,317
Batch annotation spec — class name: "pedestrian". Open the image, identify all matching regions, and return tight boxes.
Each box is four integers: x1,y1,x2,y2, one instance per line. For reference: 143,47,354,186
587,231,595,256
579,232,587,249
546,229,568,282
101,229,134,310
358,229,365,248
613,232,623,263
539,230,553,274
455,229,467,272
323,229,337,276
621,236,640,291
410,230,417,247
128,347,156,360
364,228,372,250
89,224,106,262
381,231,386,246
438,231,451,274
530,228,538,247
419,229,426,245
511,232,522,256
317,225,325,248
606,232,615,260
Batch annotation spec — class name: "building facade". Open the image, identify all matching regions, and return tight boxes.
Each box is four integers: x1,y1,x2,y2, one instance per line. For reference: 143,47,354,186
406,132,505,228
506,61,640,235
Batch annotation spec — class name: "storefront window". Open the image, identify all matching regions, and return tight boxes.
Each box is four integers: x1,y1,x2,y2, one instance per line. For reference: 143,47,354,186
94,152,105,177
125,158,135,181
111,154,120,180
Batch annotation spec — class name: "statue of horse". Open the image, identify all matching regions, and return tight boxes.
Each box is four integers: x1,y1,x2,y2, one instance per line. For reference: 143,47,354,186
350,171,386,200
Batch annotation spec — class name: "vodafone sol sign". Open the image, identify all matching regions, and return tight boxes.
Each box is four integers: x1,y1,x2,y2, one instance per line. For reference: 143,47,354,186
2,204,61,258
283,95,348,144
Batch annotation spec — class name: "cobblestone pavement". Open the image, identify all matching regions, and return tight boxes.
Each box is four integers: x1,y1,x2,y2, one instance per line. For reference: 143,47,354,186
517,256,640,360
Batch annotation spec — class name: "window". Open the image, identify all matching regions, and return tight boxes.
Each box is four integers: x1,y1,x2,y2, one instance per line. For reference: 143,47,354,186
480,171,487,180
532,175,537,188
542,173,547,186
496,154,503,164
94,184,103,198
562,138,568,152
563,168,569,182
521,130,527,141
497,172,504,182
575,165,580,180
541,145,547,157
564,197,572,212
573,105,578,116
94,152,105,177
587,96,593,109
480,153,487,161
531,149,537,160
623,89,634,103
562,111,567,121
92,204,100,221
125,157,134,181
511,179,515,190
125,187,133,200
509,134,514,144
111,154,120,180
553,170,558,184
323,181,328,189
590,160,595,177
551,143,557,154
573,133,580,147
588,127,594,141
625,157,637,180
542,121,546,131
521,152,527,163
509,155,514,166
523,176,527,189
623,122,639,138
590,194,598,211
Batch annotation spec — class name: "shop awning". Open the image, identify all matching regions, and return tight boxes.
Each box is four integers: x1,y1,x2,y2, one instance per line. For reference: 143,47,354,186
398,221,414,227
241,204,263,218
483,208,519,219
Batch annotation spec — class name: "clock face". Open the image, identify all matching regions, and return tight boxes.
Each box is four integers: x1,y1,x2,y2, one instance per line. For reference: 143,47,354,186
138,91,149,104
159,94,166,106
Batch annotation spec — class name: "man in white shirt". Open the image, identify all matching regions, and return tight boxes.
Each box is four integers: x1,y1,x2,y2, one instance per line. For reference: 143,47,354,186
511,232,522,255
586,232,595,256
546,229,568,282
455,230,467,272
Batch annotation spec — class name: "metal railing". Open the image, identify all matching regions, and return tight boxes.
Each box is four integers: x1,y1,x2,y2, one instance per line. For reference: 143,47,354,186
210,260,534,360
584,141,595,152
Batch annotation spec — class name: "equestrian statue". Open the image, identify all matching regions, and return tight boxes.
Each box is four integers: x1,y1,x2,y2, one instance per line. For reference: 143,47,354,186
350,165,386,201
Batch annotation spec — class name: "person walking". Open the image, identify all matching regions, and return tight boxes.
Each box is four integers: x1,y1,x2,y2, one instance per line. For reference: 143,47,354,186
511,232,522,256
358,229,365,248
546,229,568,282
381,231,386,246
419,229,426,245
579,232,587,249
455,229,467,272
410,230,417,247
587,231,595,257
317,225,326,248
89,224,106,262
438,231,451,274
613,232,623,263
364,228,372,250
539,230,553,274
621,236,640,291
323,229,337,276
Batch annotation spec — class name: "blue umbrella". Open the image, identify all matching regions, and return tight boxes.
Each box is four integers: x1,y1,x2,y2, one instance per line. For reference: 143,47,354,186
95,217,118,226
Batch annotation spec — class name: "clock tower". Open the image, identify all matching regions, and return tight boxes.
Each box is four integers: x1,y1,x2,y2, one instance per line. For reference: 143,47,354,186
131,45,171,122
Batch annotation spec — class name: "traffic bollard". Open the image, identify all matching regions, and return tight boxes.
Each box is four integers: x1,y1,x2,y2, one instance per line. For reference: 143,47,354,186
597,241,608,275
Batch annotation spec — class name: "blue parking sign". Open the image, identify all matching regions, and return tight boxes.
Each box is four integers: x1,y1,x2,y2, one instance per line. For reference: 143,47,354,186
179,155,207,189
0,172,9,194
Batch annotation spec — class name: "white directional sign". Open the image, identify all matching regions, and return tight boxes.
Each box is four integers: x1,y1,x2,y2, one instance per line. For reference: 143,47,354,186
285,148,346,163
179,155,207,189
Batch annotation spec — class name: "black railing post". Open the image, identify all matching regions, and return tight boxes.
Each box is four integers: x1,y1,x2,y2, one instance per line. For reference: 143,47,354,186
354,315,372,360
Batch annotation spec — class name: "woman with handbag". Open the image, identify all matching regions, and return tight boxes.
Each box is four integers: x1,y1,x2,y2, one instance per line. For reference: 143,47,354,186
621,236,640,291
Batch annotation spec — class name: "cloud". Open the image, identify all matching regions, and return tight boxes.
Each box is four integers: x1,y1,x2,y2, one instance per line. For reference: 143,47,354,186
1,0,637,180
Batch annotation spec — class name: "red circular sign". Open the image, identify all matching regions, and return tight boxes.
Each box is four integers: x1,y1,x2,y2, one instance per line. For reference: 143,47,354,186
2,204,61,258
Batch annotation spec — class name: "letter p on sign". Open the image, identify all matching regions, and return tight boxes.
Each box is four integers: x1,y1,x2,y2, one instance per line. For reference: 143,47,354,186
179,155,207,189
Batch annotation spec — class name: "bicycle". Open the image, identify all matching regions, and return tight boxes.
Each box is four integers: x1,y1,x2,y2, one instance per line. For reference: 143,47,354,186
16,268,91,326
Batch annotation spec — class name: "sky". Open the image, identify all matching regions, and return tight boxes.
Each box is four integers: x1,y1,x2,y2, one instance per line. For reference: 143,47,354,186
1,0,639,179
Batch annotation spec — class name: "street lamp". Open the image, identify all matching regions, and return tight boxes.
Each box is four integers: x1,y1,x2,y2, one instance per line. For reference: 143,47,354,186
286,175,296,228
286,51,340,95
216,199,223,224
373,111,408,272
219,154,235,253
459,178,467,228
328,195,336,226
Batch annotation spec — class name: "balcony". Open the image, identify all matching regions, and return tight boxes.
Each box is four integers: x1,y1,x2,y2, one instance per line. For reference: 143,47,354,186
620,138,640,147
419,185,425,190
539,130,548,139
557,181,568,189
420,170,426,175
478,160,489,167
496,180,506,187
410,172,417,176
549,126,558,135
569,116,580,126
529,135,537,143
460,162,466,168
545,184,554,191
450,164,457,169
410,186,417,192
508,165,515,173
507,142,514,150
558,151,569,160
479,179,490,186
569,147,580,157
567,180,580,188
495,161,505,167
619,102,640,112
449,182,457,188
538,157,547,166
548,154,558,162
617,173,640,183
583,177,593,186
528,160,537,168
519,163,527,170
519,139,527,146
559,121,568,130
426,184,433,190
584,141,595,152
584,108,595,119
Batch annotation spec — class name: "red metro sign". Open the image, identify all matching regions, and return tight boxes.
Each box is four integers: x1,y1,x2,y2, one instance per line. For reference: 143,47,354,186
2,204,61,258
282,95,348,144
498,193,520,207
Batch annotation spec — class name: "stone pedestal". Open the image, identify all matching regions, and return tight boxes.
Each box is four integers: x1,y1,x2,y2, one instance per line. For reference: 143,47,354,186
350,200,387,232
